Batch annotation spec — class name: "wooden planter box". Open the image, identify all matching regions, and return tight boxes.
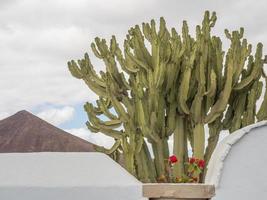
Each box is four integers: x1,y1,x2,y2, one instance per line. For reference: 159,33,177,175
143,183,215,200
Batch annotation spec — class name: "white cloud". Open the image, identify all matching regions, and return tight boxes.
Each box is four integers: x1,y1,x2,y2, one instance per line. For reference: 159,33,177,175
37,106,75,126
0,23,97,115
0,0,266,132
66,127,115,148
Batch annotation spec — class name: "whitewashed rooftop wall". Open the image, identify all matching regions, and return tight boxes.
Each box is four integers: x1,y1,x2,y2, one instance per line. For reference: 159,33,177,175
205,121,267,200
0,152,144,200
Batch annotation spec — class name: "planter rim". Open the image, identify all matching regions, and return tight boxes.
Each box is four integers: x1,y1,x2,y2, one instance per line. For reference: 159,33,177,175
143,183,213,185
143,183,215,199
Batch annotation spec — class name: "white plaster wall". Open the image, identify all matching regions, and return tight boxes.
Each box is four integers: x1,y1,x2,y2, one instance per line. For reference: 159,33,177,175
0,152,144,200
205,121,267,200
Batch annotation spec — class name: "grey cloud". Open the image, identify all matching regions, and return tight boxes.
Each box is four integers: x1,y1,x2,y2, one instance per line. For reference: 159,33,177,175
0,0,266,116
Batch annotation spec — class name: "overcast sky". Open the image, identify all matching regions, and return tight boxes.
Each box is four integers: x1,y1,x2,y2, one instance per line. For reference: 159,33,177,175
0,0,266,147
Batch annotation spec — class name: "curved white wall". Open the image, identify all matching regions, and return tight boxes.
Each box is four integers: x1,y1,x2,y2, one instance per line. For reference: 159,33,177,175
205,121,267,200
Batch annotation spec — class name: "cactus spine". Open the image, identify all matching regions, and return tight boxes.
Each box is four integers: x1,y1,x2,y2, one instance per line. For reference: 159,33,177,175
68,11,267,182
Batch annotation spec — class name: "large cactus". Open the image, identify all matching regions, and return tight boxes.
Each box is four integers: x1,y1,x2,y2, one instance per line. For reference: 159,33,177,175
68,11,267,182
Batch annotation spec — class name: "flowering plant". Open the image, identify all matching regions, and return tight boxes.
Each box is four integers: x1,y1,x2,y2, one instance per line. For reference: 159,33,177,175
167,155,205,183
169,155,178,164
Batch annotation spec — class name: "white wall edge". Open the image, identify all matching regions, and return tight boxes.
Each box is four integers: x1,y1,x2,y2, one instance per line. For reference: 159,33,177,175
205,120,267,188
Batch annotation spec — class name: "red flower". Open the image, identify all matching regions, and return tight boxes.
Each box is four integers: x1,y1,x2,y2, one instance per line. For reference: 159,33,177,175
169,155,178,164
189,157,196,164
198,159,205,169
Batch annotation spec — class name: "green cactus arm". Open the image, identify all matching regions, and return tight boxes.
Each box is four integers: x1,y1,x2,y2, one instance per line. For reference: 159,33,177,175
129,25,152,66
105,77,129,121
190,92,204,124
84,102,103,115
83,76,107,97
121,95,134,117
94,140,121,154
222,105,234,130
233,39,252,83
152,46,165,80
209,11,217,27
178,41,199,115
99,119,122,129
242,81,262,126
205,53,234,124
142,22,152,42
96,98,119,120
109,95,128,121
204,115,223,174
85,121,100,132
120,135,136,175
190,50,205,123
166,103,177,136
166,63,180,91
182,20,191,52
91,42,104,59
115,46,139,73
204,50,217,112
224,29,232,39
136,97,160,143
88,115,123,137
149,111,159,134
124,41,150,71
99,129,123,140
84,101,123,138
154,62,167,88
205,69,217,97
158,17,167,39
134,139,157,183
184,119,193,153
134,149,148,182
192,123,205,159
229,93,247,133
211,36,224,91
91,37,130,93
156,96,167,139
123,60,140,73
177,64,192,114
135,135,144,154
86,120,123,139
83,53,106,87
170,29,185,62
92,37,109,57
173,115,186,177
256,80,264,100
68,61,84,79
87,104,122,129
138,70,149,88
150,19,158,41
142,141,157,181
119,72,131,90
233,43,263,90
190,16,211,121
151,141,166,180
257,77,267,121
140,149,153,183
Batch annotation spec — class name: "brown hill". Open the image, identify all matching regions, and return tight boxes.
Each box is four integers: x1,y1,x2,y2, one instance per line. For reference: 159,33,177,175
0,110,95,152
